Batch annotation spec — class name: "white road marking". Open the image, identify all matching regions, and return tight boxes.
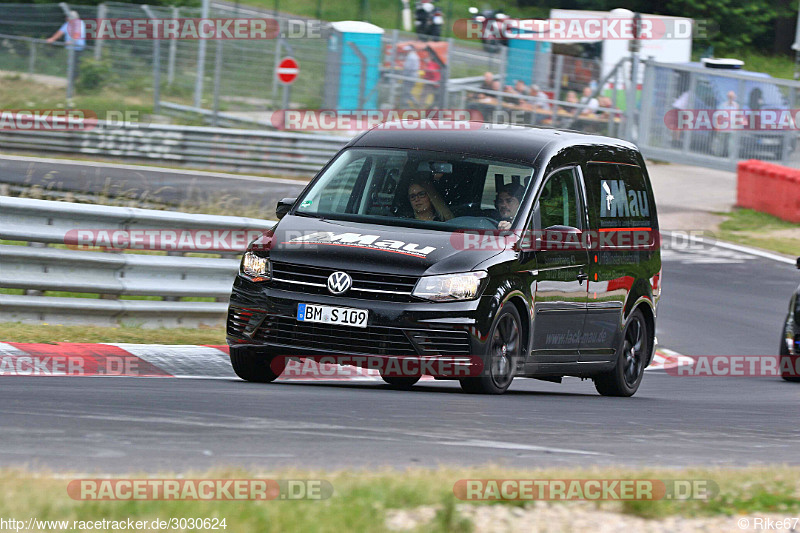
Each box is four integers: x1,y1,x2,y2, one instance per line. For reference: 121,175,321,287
661,230,795,265
435,439,609,456
0,342,29,356
661,247,754,264
107,344,236,378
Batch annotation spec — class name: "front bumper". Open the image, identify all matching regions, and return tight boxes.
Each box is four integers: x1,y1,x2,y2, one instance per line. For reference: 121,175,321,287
226,276,497,358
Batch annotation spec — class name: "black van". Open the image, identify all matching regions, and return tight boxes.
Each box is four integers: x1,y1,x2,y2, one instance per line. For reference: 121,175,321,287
780,257,800,382
226,122,662,396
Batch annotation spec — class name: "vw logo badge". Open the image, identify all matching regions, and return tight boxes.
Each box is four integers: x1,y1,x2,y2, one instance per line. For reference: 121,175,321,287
327,271,352,295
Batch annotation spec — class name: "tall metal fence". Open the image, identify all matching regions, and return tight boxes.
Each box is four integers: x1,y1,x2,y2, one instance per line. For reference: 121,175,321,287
637,59,800,171
3,3,800,171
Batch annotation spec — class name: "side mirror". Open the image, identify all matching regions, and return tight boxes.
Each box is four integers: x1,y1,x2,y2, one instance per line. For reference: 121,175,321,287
276,197,297,220
536,225,583,250
514,225,583,252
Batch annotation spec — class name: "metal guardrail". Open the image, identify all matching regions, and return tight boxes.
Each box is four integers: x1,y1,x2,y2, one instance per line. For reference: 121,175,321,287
0,196,276,327
0,122,348,176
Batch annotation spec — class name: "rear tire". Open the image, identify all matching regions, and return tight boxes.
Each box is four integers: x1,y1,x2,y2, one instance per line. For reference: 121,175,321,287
594,309,650,397
459,304,522,395
230,347,283,383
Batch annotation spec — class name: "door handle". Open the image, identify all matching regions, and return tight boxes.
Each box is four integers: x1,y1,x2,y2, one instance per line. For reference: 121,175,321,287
577,271,589,284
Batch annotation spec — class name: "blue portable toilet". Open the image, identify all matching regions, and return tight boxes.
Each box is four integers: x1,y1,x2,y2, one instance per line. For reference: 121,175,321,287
325,21,384,110
505,30,551,87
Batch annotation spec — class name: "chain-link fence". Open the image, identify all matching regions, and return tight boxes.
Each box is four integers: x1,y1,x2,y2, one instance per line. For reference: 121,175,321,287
638,59,800,170
4,3,800,170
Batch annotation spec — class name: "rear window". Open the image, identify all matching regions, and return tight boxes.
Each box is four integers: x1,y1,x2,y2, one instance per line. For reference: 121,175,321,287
584,162,654,229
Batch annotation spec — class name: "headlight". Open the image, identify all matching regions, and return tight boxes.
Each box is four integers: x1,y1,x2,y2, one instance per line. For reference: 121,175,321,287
241,252,271,281
412,271,487,302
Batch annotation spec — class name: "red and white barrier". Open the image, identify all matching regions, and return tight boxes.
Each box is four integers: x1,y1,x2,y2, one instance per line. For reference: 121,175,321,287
737,159,800,223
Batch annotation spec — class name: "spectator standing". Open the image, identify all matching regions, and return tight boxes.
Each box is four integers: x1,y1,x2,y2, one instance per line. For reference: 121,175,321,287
47,10,86,87
713,91,739,156
400,45,421,107
420,54,442,108
579,86,599,116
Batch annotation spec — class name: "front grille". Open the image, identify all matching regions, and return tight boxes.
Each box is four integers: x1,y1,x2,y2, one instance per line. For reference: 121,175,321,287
269,261,419,302
253,315,419,356
407,330,473,356
227,308,266,338
228,308,474,357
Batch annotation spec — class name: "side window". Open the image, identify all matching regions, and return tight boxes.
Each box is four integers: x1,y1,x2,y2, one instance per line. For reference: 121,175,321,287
532,168,581,230
584,162,653,229
314,156,369,213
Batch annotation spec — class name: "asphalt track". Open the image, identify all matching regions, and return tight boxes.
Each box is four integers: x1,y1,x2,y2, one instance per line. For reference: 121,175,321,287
0,155,307,212
1,247,798,473
1,156,799,472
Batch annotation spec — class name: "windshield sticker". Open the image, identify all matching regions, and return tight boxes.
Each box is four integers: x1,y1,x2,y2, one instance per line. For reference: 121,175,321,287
284,232,437,257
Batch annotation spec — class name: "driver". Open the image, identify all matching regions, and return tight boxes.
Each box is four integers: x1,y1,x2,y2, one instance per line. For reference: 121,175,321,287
495,183,524,230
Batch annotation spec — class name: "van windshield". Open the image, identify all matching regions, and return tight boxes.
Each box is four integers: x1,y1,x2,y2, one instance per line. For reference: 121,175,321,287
294,148,535,231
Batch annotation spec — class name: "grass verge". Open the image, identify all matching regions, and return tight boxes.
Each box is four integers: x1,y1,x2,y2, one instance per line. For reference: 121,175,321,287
0,466,799,532
715,208,800,256
0,322,225,345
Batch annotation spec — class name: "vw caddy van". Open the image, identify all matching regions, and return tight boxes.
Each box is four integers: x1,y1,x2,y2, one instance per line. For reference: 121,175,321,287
227,122,661,396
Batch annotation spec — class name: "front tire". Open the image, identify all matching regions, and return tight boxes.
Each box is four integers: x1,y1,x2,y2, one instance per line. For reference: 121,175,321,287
460,304,522,395
594,309,650,397
230,347,283,383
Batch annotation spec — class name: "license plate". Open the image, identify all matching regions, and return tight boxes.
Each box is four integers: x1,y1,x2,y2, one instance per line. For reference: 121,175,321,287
297,303,368,328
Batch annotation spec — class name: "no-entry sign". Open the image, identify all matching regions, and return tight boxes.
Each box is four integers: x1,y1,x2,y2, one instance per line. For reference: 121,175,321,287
276,57,299,84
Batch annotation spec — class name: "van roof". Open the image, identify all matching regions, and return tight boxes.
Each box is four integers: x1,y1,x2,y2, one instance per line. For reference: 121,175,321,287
348,121,638,165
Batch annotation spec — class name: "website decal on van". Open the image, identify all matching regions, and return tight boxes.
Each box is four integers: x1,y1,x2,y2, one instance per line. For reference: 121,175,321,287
284,231,437,258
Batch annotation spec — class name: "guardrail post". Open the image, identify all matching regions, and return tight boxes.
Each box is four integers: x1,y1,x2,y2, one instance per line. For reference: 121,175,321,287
625,55,639,142
387,29,398,108
439,37,451,109
552,54,563,101
194,0,209,108
66,46,75,99
28,39,37,76
638,57,656,149
167,6,178,86
212,39,223,126
142,6,161,115
271,20,283,103
681,70,695,155
729,78,745,164
94,3,106,60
